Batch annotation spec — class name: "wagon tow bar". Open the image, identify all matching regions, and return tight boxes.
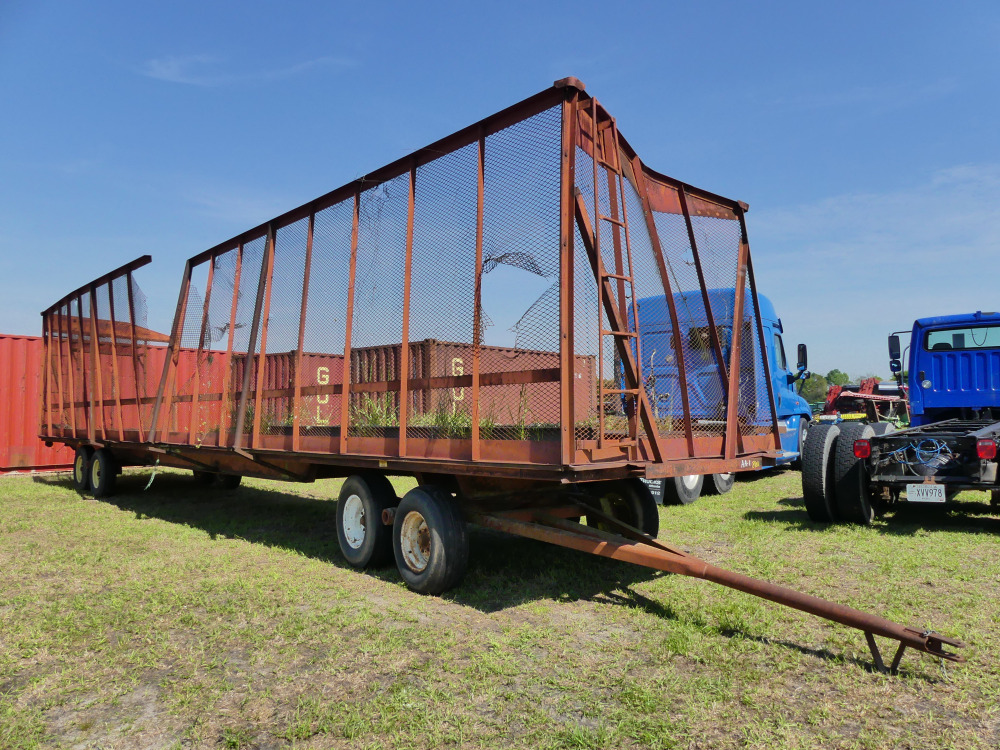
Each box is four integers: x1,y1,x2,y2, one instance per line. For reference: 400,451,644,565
469,507,966,672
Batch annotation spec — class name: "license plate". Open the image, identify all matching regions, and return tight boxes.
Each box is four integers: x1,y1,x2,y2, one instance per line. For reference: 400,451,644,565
906,483,946,503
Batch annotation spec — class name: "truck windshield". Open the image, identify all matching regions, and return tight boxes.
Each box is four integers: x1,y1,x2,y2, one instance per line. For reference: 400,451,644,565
924,325,1000,351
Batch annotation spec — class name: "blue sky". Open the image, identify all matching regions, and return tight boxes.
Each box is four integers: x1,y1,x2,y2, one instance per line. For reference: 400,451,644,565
1,1,997,378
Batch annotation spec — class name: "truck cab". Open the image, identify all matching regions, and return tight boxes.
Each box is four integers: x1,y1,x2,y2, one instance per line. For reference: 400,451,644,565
638,289,811,503
897,311,1000,426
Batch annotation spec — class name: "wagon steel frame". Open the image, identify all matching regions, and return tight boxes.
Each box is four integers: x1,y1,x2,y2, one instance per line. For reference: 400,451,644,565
38,78,964,670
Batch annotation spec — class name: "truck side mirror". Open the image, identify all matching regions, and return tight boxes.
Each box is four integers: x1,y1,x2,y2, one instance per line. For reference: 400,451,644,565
796,343,807,371
889,359,902,374
888,335,901,361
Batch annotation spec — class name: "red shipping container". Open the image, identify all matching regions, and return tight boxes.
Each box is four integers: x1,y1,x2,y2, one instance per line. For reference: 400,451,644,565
0,334,74,472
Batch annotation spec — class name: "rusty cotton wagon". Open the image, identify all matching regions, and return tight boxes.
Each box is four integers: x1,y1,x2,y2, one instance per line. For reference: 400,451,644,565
38,78,962,670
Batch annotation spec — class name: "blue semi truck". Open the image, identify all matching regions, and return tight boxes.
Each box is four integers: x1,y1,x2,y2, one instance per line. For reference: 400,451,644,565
639,289,812,504
803,311,1000,524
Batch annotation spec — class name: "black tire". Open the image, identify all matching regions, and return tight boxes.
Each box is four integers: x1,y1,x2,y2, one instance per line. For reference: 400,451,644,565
218,474,242,490
791,417,810,470
834,423,877,525
393,486,469,594
192,470,216,485
703,473,735,496
336,474,398,568
801,423,840,522
89,448,117,498
870,422,896,436
72,446,92,492
584,479,660,537
662,475,703,506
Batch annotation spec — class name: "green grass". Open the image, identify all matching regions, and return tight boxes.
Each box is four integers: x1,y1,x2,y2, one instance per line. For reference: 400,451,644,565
1,468,998,749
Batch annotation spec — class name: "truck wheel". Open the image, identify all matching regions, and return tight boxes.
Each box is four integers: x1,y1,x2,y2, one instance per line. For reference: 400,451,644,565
871,422,896,436
802,424,840,522
73,446,92,492
662,475,703,506
337,474,398,568
585,479,659,537
192,470,216,485
791,417,810,470
834,423,877,525
393,485,469,594
89,449,117,498
218,474,242,490
703,473,735,496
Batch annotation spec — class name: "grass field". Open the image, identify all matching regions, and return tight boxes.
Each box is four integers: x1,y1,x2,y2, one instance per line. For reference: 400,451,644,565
1,467,998,749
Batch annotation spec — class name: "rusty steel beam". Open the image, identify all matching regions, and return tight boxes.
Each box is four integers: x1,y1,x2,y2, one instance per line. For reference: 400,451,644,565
339,191,361,455
739,209,783,452
292,213,316,452
724,239,750,460
558,93,578,466
233,230,273,453
188,254,217,445
104,281,126,439
399,162,417,459
149,260,192,443
471,510,965,671
251,227,277,448
218,242,244,448
472,128,486,462
125,272,145,442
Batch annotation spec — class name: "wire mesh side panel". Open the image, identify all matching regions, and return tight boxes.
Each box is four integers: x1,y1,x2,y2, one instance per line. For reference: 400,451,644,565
110,274,143,440
347,176,409,439
300,202,353,448
162,263,209,443
228,236,266,441
478,106,562,440
130,277,163,438
407,143,478,441
92,283,117,438
737,252,773,434
258,220,308,439
649,207,730,439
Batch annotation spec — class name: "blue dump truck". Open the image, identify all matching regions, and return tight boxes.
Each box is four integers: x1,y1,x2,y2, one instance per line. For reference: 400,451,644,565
803,311,1000,524
640,289,813,504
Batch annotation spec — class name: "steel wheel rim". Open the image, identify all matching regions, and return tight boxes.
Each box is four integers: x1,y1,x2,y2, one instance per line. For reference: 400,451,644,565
74,455,85,484
399,510,430,573
681,475,699,490
717,473,733,482
90,457,101,488
341,494,366,550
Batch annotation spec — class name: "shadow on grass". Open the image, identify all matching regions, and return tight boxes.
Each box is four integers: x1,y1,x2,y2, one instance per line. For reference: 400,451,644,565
744,494,1000,535
31,471,923,674
31,471,659,611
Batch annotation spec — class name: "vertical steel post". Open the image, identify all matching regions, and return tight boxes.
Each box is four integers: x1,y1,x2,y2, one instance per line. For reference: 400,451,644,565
739,209,782,450
724,240,750,459
187,258,216,444
339,191,361,455
233,230,272,452
54,307,69,436
251,227,277,448
218,243,244,448
41,313,52,437
558,93,578,465
87,290,107,442
149,260,192,444
471,129,486,461
399,163,417,458
628,158,695,456
125,273,144,442
293,213,315,452
70,298,87,439
104,281,125,439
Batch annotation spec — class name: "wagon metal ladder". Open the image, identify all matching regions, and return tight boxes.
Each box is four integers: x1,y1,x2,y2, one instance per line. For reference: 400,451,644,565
578,99,663,462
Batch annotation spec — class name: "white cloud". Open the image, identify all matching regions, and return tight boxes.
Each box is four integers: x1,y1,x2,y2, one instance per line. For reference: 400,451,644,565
140,54,354,87
749,164,1000,378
